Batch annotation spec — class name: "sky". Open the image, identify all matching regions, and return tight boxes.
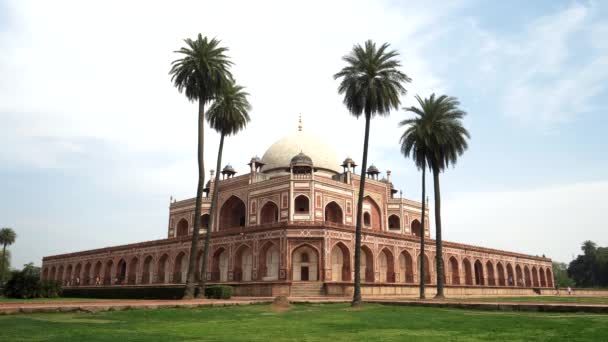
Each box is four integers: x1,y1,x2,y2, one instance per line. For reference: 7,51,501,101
1,0,607,268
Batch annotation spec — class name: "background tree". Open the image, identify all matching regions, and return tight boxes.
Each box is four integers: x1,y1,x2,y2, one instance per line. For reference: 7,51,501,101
404,94,470,298
0,227,16,287
552,262,575,288
335,40,410,306
568,240,608,287
170,34,233,298
199,81,251,293
399,110,430,299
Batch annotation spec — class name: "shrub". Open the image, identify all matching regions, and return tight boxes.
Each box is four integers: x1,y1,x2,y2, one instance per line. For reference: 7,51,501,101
205,285,233,299
40,280,62,298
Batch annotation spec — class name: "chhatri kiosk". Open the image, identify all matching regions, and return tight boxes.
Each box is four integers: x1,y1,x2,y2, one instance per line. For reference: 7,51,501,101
42,122,553,297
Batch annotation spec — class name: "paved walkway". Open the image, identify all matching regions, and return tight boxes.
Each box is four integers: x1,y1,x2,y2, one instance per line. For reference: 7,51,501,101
2,296,607,315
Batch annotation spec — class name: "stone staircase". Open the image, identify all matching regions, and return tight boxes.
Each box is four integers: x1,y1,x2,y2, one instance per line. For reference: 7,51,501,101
290,282,324,297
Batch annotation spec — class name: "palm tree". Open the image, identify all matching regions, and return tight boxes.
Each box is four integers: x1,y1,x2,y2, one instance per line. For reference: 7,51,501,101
399,112,430,299
334,40,411,306
403,94,470,299
170,34,233,298
0,227,16,286
199,81,251,293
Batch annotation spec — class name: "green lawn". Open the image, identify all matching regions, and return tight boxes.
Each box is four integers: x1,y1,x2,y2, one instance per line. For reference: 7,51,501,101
0,303,607,341
451,296,608,304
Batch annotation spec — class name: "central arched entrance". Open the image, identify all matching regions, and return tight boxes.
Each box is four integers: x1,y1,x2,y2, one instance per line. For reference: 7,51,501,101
292,245,318,281
330,242,351,281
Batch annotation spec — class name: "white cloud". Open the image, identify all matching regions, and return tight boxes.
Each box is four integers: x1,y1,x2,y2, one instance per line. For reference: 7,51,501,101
441,181,608,263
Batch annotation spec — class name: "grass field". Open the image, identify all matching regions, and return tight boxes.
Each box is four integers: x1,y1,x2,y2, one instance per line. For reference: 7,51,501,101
451,296,608,304
0,303,607,341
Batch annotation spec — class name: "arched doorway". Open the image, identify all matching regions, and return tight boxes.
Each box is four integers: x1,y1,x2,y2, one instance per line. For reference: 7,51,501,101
83,263,91,285
419,254,431,284
259,242,279,281
524,266,532,287
294,195,310,213
176,219,189,237
212,248,229,282
234,245,253,281
156,254,169,284
142,256,153,284
378,248,395,283
74,263,82,285
388,215,400,230
219,196,246,230
103,261,113,285
195,249,205,281
363,196,382,230
515,265,523,287
292,245,318,281
200,214,210,231
486,261,495,286
325,202,343,224
496,262,506,286
532,266,539,287
363,212,371,227
449,257,460,285
463,258,473,285
93,262,102,285
42,268,49,281
65,265,73,286
540,267,547,287
546,269,554,287
116,259,127,285
474,260,484,285
399,251,414,283
57,265,64,283
50,266,56,282
507,264,515,286
128,257,138,284
173,252,187,283
260,201,279,224
411,219,422,237
360,246,374,282
331,242,351,281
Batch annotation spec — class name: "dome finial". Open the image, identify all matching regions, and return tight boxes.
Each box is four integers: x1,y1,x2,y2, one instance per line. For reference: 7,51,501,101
298,113,302,131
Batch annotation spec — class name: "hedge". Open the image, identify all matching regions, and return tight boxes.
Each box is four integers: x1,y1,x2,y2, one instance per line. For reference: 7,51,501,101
204,285,233,299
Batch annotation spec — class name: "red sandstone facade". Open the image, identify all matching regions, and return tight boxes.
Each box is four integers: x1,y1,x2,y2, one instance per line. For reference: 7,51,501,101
41,129,554,296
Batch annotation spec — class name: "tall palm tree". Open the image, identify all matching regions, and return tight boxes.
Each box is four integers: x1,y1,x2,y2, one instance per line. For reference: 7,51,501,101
199,81,251,293
0,227,16,286
170,34,233,298
399,112,430,299
403,94,470,299
334,40,411,306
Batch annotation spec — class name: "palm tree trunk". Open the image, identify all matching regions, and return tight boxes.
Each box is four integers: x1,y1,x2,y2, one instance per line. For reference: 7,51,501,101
183,100,206,299
433,166,445,298
419,163,426,299
0,244,6,286
198,132,225,296
352,113,371,307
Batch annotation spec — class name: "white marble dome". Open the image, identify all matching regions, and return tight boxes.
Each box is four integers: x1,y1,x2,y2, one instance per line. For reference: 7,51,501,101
261,130,341,174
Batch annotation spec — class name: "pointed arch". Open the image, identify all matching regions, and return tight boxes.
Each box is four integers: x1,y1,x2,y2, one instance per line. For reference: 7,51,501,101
57,265,65,285
325,201,343,224
142,255,154,284
388,215,401,230
360,245,375,282
399,250,414,283
411,219,422,237
496,262,506,286
532,266,539,287
65,264,73,286
211,247,229,282
103,260,113,285
260,201,279,224
93,261,102,285
418,253,431,284
294,195,310,214
524,265,532,287
331,242,351,281
515,264,523,287
378,248,395,283
128,257,139,284
292,244,319,281
449,257,460,285
49,266,56,282
200,214,210,230
74,263,82,285
173,251,187,283
176,218,189,237
363,196,382,230
219,195,246,230
42,267,49,281
156,254,169,284
259,241,279,281
116,259,127,285
506,263,515,286
234,244,253,281
546,268,554,288
540,267,547,287
486,261,495,286
474,260,484,285
463,258,473,285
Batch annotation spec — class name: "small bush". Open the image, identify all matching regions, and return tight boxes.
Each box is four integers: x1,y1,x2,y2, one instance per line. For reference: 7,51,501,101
205,285,233,299
3,263,61,299
40,280,62,298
